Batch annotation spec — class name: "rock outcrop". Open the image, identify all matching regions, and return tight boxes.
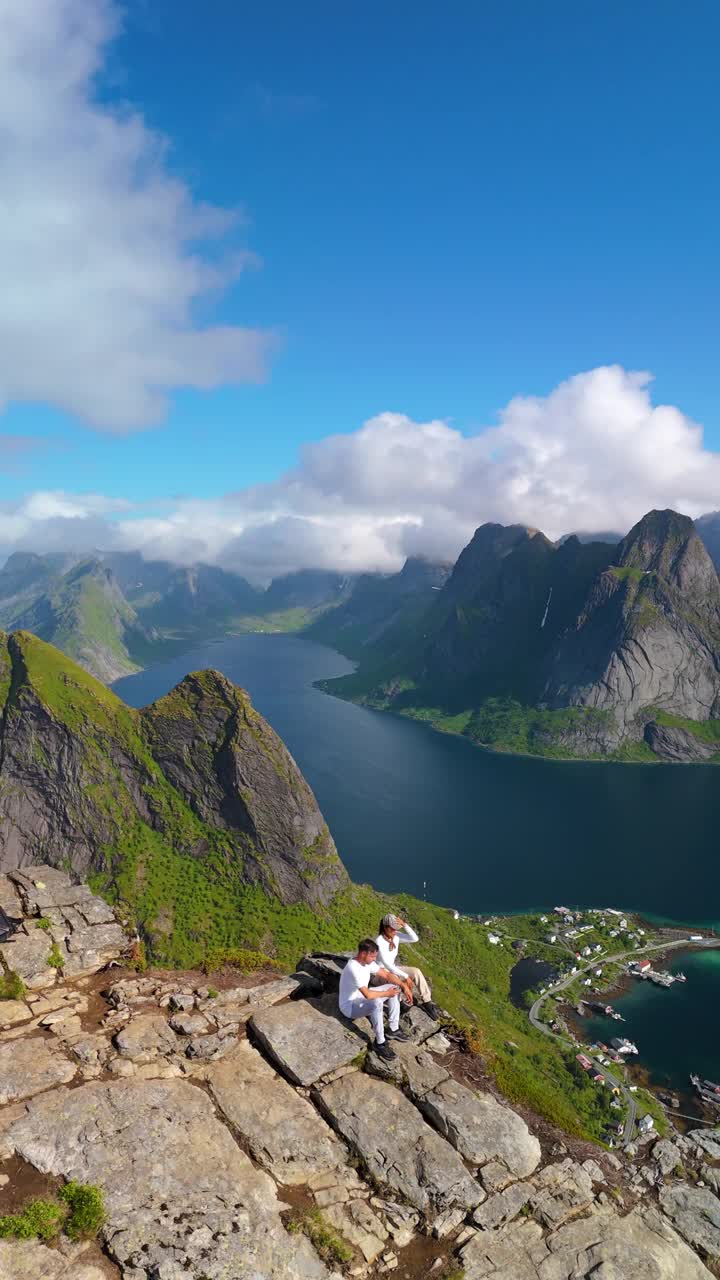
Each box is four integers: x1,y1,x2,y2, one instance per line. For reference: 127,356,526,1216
0,634,347,955
543,510,720,752
0,913,716,1279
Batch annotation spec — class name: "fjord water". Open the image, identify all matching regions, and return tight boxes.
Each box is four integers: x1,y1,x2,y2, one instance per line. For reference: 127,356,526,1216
115,633,720,928
115,634,720,1090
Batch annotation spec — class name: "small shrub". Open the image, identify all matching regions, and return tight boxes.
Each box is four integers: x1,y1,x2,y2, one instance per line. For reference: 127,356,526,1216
35,917,51,932
129,939,147,972
202,946,280,976
59,1182,105,1240
0,1198,65,1242
0,969,26,1001
47,942,64,971
206,987,219,999
287,1209,353,1266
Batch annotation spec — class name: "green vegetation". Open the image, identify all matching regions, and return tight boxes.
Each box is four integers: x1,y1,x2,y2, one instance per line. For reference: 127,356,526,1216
466,698,610,758
0,1183,105,1244
0,1199,65,1242
647,707,720,745
59,1181,106,1240
609,566,648,583
35,916,51,931
287,1208,353,1266
47,942,64,970
0,969,26,1000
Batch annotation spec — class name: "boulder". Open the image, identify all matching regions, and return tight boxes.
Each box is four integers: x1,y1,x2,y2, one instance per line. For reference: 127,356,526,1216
529,1159,594,1229
169,1013,209,1036
114,1013,178,1062
659,1183,720,1261
297,953,351,991
7,1079,335,1279
401,1005,438,1043
419,1077,541,1177
185,1031,238,1061
366,1041,450,1097
0,1036,75,1104
473,1183,530,1231
319,1071,482,1216
692,1129,720,1161
206,1040,347,1185
250,999,366,1086
0,928,56,990
652,1138,683,1178
245,975,305,1007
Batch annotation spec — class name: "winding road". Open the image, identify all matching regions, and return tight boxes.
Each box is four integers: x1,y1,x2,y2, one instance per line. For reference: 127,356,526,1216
528,935,720,1147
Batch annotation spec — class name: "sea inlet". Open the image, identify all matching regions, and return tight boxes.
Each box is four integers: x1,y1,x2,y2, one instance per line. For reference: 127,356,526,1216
115,631,720,1097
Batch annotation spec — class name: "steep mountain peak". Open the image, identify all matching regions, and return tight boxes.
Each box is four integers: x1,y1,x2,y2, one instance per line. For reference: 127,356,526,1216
396,556,452,592
617,508,719,599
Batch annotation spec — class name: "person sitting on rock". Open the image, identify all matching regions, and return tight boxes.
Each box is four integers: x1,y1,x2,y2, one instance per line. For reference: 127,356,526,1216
338,938,410,1060
375,913,443,1021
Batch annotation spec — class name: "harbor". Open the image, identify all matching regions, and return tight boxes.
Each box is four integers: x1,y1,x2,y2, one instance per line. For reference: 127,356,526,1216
575,946,720,1121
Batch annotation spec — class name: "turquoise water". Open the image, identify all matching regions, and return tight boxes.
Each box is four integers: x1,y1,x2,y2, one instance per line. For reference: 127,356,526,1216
582,949,720,1094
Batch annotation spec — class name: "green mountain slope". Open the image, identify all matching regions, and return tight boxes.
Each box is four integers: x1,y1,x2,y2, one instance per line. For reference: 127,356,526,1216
0,631,347,964
0,557,152,682
320,511,720,762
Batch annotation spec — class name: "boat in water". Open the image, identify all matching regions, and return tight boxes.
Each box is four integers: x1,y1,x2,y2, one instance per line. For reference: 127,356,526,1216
674,971,686,982
690,1074,720,1107
610,1036,639,1054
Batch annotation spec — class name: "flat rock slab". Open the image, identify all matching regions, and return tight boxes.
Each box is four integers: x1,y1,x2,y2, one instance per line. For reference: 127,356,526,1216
8,1079,335,1280
692,1129,720,1161
529,1159,594,1230
659,1183,720,1261
251,999,366,1086
0,1036,75,1104
0,928,55,990
419,1077,541,1178
0,1000,32,1028
207,1040,347,1185
366,1042,450,1097
461,1206,715,1279
114,1013,179,1062
0,1239,109,1280
320,1071,483,1216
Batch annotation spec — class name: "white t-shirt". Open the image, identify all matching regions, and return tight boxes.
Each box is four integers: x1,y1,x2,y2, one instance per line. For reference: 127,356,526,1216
374,924,419,978
339,957,380,1017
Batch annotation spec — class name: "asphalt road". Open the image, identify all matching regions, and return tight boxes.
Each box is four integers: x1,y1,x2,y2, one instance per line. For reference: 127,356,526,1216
528,936,720,1147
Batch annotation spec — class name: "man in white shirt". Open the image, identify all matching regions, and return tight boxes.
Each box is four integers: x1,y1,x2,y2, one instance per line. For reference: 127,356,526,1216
375,913,443,1020
338,938,410,1060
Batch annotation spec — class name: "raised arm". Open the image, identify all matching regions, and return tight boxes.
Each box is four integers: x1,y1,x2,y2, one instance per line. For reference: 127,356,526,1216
396,921,419,944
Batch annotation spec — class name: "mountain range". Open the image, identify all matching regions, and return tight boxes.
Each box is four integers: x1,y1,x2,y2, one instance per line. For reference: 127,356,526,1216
314,509,720,763
4,506,720,761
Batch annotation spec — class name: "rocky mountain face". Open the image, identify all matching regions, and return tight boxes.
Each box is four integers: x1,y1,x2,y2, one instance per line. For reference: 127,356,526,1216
696,510,720,572
264,569,356,612
103,551,261,626
0,555,153,683
0,632,346,961
323,510,720,761
309,556,451,660
543,511,720,754
0,881,716,1279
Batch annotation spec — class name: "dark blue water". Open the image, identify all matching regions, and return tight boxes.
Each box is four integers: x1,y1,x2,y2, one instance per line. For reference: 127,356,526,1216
114,633,720,929
582,949,720,1095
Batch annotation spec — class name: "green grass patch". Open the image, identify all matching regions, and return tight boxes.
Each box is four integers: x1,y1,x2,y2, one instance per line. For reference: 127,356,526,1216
608,566,648,583
47,942,64,970
35,917,51,931
287,1208,353,1266
0,969,26,1000
0,1183,105,1244
59,1181,106,1240
646,707,720,745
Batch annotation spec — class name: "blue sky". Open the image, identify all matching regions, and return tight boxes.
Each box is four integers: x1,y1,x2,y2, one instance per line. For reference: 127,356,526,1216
0,0,719,574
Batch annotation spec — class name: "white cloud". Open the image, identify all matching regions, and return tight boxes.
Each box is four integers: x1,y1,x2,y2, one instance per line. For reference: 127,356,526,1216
3,367,720,580
0,0,274,432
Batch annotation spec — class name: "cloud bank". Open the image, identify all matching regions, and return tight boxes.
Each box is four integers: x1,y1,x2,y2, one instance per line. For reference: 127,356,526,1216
0,0,274,432
3,367,720,581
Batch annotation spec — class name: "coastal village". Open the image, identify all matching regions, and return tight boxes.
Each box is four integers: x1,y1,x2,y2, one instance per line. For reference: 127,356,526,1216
464,902,720,1147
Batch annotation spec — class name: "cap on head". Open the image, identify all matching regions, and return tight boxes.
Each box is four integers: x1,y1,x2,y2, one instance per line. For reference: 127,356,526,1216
381,913,402,931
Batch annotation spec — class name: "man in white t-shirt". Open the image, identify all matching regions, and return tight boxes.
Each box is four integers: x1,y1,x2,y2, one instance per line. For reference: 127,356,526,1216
338,938,410,1060
375,913,443,1021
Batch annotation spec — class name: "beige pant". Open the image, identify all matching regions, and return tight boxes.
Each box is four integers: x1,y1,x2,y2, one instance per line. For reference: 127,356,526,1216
401,964,432,1004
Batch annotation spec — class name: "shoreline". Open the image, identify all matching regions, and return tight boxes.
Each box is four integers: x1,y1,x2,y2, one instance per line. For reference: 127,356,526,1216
563,943,720,1124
